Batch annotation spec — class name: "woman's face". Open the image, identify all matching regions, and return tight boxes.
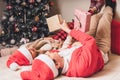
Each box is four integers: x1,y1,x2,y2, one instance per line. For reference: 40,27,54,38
45,51,64,69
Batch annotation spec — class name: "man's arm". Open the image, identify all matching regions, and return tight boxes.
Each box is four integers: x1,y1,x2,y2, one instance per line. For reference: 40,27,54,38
58,20,95,45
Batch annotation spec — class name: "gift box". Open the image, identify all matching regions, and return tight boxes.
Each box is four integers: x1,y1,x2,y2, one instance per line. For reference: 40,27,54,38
46,14,63,32
74,8,91,32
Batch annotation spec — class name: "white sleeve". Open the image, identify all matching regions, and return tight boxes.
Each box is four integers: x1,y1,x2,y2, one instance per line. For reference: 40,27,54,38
61,35,72,49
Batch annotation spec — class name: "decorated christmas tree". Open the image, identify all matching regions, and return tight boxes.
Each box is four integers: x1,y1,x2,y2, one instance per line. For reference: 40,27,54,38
0,0,54,46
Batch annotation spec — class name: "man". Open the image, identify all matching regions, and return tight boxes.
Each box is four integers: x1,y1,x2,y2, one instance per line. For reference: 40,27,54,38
87,0,116,64
20,0,116,80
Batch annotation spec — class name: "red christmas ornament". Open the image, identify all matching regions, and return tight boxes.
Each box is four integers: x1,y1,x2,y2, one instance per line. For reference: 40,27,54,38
14,24,19,32
49,1,54,6
32,26,38,32
6,5,12,9
29,0,35,3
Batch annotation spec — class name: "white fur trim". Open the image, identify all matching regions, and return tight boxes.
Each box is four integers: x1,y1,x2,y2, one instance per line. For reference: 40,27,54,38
35,54,58,77
61,58,69,74
18,45,33,64
21,66,32,72
10,62,20,71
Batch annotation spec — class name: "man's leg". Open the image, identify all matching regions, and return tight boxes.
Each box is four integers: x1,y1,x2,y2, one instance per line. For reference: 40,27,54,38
95,6,113,54
86,13,102,37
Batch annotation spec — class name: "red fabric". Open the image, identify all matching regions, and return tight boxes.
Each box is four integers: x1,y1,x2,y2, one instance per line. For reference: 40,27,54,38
21,59,54,80
6,50,30,68
111,19,120,54
66,29,104,77
52,22,74,40
52,30,67,40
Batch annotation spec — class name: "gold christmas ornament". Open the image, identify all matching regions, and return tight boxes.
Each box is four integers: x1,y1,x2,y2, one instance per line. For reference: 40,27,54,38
35,16,39,22
21,2,26,6
1,31,5,35
2,42,6,46
15,27,19,32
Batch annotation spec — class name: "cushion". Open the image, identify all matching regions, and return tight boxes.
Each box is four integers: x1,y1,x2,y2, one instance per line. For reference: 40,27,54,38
111,19,120,54
52,22,74,40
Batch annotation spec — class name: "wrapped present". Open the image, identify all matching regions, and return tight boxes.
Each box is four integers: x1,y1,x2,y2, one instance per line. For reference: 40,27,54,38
74,8,91,32
46,14,63,32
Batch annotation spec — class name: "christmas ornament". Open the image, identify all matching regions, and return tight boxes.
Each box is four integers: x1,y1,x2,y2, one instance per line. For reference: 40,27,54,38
9,16,14,22
10,39,16,45
21,1,26,7
20,38,28,44
49,1,54,6
1,31,5,35
6,5,12,10
16,0,21,4
35,15,39,22
36,0,41,3
34,2,38,7
2,15,7,20
29,4,34,9
44,13,48,16
2,42,6,46
32,26,38,32
29,0,35,3
15,27,19,32
21,25,26,29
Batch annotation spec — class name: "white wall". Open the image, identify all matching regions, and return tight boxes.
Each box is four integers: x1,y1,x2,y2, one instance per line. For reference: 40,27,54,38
57,0,120,21
57,0,90,21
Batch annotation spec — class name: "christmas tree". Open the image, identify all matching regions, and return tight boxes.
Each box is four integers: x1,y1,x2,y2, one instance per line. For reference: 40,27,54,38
0,0,54,46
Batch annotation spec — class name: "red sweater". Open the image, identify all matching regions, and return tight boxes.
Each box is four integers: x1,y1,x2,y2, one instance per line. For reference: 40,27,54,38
66,29,104,77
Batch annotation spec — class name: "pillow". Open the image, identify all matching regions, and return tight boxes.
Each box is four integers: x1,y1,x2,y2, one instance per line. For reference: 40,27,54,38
111,19,120,54
52,22,74,40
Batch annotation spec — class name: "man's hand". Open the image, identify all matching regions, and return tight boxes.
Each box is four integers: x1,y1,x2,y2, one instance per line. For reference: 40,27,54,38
58,20,71,34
